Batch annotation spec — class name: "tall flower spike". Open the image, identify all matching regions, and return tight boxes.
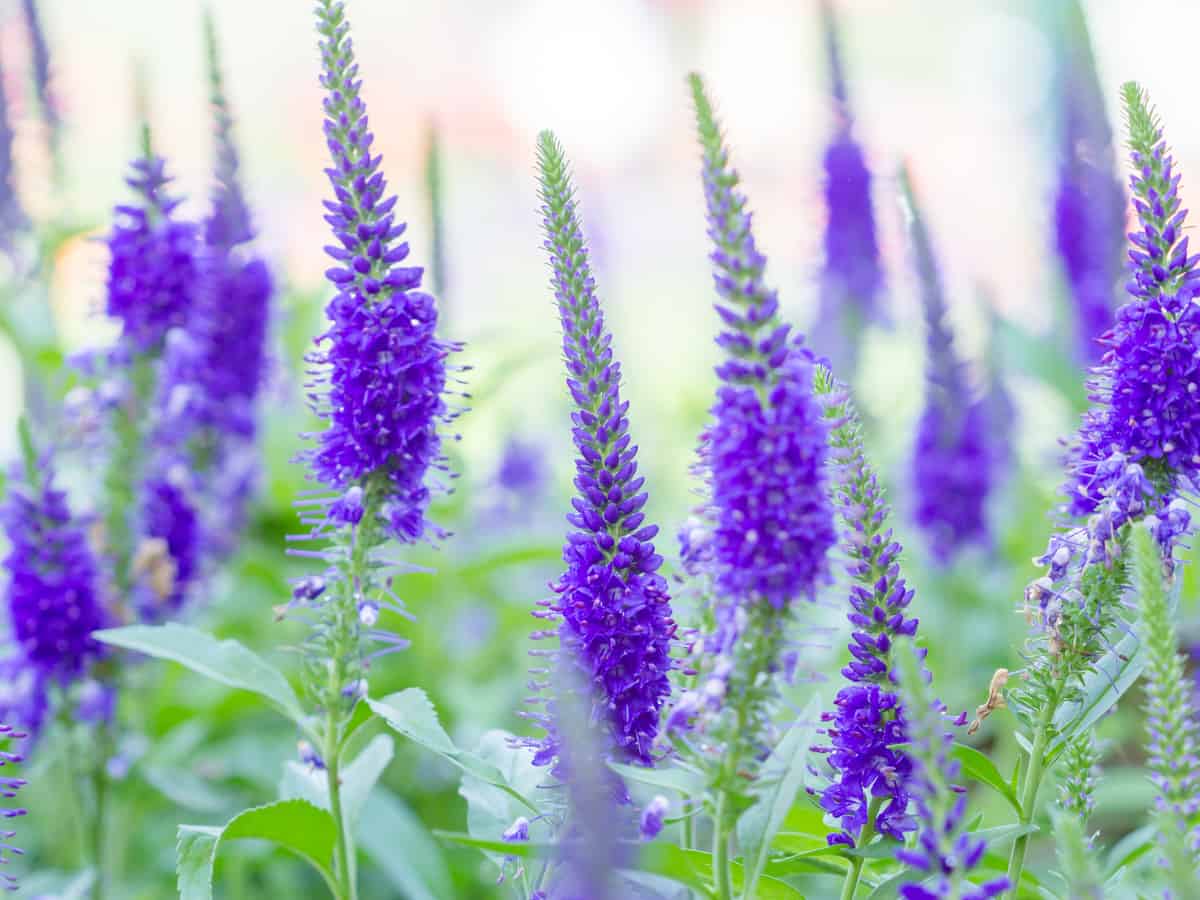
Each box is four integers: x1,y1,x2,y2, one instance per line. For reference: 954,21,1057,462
688,72,835,613
306,0,456,544
527,130,674,767
1132,524,1200,874
0,52,26,252
811,368,919,847
1062,84,1198,566
892,643,1008,900
2,432,107,733
0,723,26,891
811,0,884,374
104,156,200,355
902,167,991,563
1051,0,1125,363
20,0,60,164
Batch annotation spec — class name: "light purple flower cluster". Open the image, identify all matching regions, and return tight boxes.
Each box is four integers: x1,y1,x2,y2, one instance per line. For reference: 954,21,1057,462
690,77,835,615
305,0,455,544
0,54,25,251
904,170,991,562
104,157,200,355
1051,6,1125,363
813,375,919,847
1063,85,1199,566
2,455,106,732
526,130,674,769
812,0,883,371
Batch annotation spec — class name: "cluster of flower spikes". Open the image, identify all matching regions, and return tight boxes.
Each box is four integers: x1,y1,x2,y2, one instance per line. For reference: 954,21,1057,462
305,0,456,545
0,722,25,891
811,0,883,373
810,368,922,847
524,130,675,770
155,13,274,563
892,644,1008,900
1,449,107,733
1057,83,1200,578
285,0,458,724
104,155,199,355
1051,3,1125,364
903,168,992,563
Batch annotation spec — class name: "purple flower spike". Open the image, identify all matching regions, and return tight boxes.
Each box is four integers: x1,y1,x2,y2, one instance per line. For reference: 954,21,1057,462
689,75,835,613
306,0,457,544
526,130,675,768
0,53,26,252
811,0,884,372
2,452,107,733
812,372,920,846
0,722,27,891
104,156,200,354
1051,3,1125,363
902,168,991,562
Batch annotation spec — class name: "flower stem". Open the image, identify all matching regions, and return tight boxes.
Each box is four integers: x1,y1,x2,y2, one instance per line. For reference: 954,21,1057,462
712,789,734,900
91,746,109,900
1005,700,1056,897
324,703,356,900
838,796,880,900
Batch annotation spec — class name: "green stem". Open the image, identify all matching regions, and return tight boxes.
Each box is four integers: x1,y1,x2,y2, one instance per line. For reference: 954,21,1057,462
1005,700,1057,897
712,789,734,900
91,754,109,900
324,703,356,900
838,797,880,900
682,802,695,851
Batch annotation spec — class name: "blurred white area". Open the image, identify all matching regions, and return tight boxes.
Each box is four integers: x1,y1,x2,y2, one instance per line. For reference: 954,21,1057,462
0,0,1197,494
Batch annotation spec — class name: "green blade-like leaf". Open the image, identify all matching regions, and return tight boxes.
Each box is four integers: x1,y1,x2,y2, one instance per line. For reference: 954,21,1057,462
951,743,1022,813
638,842,807,899
96,624,307,728
608,760,705,796
367,691,538,813
738,696,823,898
176,800,338,900
360,790,454,900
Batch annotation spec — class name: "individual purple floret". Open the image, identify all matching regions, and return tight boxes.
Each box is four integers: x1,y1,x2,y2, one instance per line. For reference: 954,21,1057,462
893,644,1008,900
2,453,106,732
104,156,200,354
639,795,669,840
812,373,919,846
0,722,26,891
691,77,835,614
812,0,884,372
903,169,991,562
1051,3,1125,363
304,0,456,544
526,130,675,768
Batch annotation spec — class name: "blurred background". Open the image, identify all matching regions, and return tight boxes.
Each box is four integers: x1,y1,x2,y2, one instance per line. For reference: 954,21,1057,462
0,0,1195,896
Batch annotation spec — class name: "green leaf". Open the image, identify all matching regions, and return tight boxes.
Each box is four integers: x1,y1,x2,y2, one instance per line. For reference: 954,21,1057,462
608,760,705,796
95,624,307,728
951,743,1022,814
278,734,394,828
368,691,538,813
435,830,554,859
638,842,807,899
738,696,823,898
176,800,338,900
360,790,454,900
1105,823,1156,878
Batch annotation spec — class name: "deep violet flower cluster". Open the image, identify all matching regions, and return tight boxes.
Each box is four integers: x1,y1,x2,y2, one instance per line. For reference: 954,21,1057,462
903,169,991,562
813,0,883,373
526,130,675,768
104,157,200,355
812,370,920,847
1060,85,1200,571
688,73,835,615
893,644,1008,900
304,0,455,545
1,453,106,732
1052,2,1125,363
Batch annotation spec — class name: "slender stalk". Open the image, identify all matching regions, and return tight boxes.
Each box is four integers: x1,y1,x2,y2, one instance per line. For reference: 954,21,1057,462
682,802,695,851
324,702,355,900
838,796,880,900
712,789,733,900
1005,700,1056,897
91,749,109,900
